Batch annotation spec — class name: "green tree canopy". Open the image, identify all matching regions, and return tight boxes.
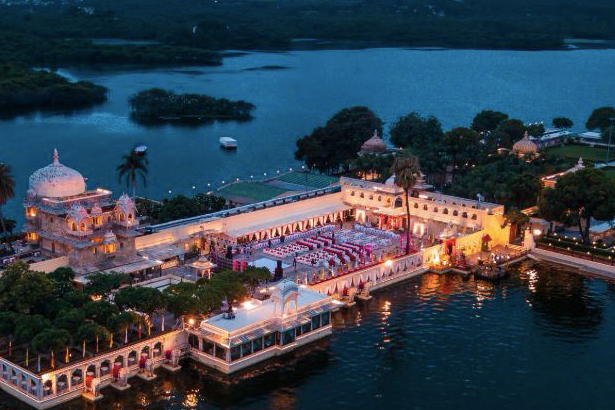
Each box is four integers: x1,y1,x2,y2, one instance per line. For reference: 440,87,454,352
210,270,248,313
76,322,110,347
84,271,131,298
552,117,574,129
546,168,615,243
31,328,71,355
84,300,120,326
390,152,421,254
526,123,546,137
471,110,509,133
586,107,615,133
295,106,383,174
491,119,526,149
538,187,567,233
54,308,86,334
440,127,482,170
389,112,443,149
14,314,51,344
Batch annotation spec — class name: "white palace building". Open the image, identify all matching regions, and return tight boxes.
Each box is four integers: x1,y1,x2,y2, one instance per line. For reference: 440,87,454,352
0,150,514,408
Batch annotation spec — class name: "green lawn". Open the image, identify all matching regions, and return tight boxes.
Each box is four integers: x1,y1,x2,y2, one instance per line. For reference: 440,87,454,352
217,181,288,202
545,144,610,162
275,171,339,188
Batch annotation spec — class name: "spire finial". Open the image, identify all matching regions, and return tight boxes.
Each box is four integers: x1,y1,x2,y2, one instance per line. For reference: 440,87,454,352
53,148,59,165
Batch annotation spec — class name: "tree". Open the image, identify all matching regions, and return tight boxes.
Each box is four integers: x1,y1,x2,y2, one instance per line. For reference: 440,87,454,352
0,163,15,251
76,323,110,353
471,110,509,133
48,267,75,297
0,311,19,355
117,150,148,199
0,264,55,314
31,328,71,368
389,112,443,149
114,287,166,335
14,315,51,344
552,117,573,129
83,300,119,327
295,106,383,173
390,152,421,255
107,311,141,345
538,187,566,233
504,207,530,239
54,308,86,334
240,266,272,295
546,169,615,243
84,271,131,299
525,123,545,137
491,119,525,148
586,107,615,136
210,270,248,314
439,127,482,172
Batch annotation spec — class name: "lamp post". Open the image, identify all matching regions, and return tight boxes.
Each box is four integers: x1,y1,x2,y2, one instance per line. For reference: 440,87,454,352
606,117,615,164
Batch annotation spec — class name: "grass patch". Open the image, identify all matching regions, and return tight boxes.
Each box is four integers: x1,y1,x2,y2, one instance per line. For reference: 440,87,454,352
217,181,288,202
275,172,339,188
545,144,610,162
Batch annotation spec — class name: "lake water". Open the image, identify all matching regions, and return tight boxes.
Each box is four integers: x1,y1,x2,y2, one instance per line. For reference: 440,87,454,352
2,260,615,410
2,48,615,222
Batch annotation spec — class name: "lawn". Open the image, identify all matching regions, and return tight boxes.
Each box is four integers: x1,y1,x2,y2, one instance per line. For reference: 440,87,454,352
217,181,288,202
545,144,610,162
274,171,339,188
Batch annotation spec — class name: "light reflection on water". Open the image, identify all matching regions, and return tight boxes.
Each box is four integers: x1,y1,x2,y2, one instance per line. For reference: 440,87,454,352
1,260,615,410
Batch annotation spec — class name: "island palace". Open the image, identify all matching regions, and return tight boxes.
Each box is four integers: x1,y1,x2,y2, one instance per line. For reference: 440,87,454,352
0,149,519,408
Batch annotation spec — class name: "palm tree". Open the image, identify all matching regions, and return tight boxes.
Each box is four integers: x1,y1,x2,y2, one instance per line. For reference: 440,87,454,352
0,163,15,252
390,152,421,255
117,151,148,199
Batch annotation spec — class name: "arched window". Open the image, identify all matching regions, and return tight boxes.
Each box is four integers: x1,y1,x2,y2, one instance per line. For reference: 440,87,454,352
423,205,428,211
119,213,125,222
71,222,77,231
462,212,468,218
453,210,459,216
80,222,86,231
395,197,404,208
434,207,439,212
378,196,382,202
351,191,355,196
360,192,364,198
128,213,133,221
413,203,419,209
443,208,449,215
471,214,477,220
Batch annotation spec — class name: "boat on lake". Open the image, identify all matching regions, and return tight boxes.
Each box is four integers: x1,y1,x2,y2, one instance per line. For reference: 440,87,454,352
219,137,238,149
133,144,148,155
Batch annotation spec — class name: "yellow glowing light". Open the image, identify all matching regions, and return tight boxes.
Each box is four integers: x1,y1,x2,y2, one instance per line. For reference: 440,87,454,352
533,229,542,236
187,318,195,326
242,300,257,310
384,260,393,267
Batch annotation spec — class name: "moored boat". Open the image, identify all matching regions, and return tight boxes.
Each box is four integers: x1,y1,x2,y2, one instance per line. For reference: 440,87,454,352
219,136,238,149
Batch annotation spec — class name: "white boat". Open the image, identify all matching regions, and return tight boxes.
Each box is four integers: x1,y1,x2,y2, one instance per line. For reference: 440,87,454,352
219,137,237,149
133,144,147,155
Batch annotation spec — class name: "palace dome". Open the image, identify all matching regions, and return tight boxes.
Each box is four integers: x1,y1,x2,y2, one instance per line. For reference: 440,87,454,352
512,132,538,156
360,131,387,154
29,149,86,198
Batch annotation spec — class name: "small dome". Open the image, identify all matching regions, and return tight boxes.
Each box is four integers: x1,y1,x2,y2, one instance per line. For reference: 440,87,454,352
102,231,117,244
385,174,396,187
67,204,89,224
29,149,86,198
116,194,136,215
270,279,298,301
360,130,387,154
91,203,103,215
512,132,538,156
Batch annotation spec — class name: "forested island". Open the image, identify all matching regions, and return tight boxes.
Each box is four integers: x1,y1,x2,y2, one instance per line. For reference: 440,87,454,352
1,0,614,57
129,88,255,124
0,64,107,114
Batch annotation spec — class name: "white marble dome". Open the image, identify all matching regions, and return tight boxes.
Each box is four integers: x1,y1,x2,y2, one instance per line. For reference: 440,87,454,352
29,149,86,198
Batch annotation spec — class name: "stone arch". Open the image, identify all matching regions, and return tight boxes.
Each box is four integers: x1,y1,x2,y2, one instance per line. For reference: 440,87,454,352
128,350,138,366
100,360,111,376
394,197,403,208
71,221,77,231
71,368,83,386
114,355,124,368
56,374,68,392
119,212,125,222
86,364,96,377
43,380,53,397
141,345,150,358
153,341,163,357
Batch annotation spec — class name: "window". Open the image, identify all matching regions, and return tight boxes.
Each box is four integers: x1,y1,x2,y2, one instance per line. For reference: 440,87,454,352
434,207,439,212
321,312,330,326
253,337,263,353
462,212,468,218
423,205,428,211
241,342,252,357
453,210,459,216
264,333,276,348
281,329,295,345
203,340,214,355
378,196,382,202
311,315,321,329
188,334,199,349
414,203,419,209
301,322,312,334
296,326,303,337
214,344,227,361
230,345,241,361
471,214,477,220
350,191,355,196
360,192,364,198
443,208,449,215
